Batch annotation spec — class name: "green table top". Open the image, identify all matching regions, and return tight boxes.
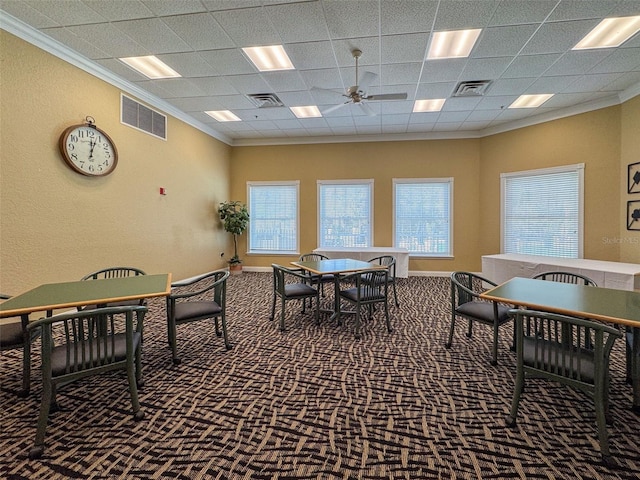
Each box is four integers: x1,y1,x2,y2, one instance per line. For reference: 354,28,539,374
291,258,381,275
481,277,640,328
0,273,172,318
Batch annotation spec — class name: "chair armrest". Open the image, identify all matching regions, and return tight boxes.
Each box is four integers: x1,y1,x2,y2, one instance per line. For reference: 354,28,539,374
169,270,229,300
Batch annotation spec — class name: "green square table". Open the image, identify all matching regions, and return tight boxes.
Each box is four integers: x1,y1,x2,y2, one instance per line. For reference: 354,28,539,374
481,276,640,412
0,273,172,396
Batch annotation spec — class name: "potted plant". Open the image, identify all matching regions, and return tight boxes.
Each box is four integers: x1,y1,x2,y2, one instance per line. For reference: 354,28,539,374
218,200,250,273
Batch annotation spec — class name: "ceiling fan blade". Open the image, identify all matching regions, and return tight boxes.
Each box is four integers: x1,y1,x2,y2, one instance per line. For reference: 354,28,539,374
359,71,377,90
322,102,349,115
358,102,376,117
311,86,345,97
365,93,408,101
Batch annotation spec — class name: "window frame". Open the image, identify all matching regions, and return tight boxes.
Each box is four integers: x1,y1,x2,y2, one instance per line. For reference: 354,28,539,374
392,177,454,258
317,179,374,248
247,180,300,256
500,163,584,258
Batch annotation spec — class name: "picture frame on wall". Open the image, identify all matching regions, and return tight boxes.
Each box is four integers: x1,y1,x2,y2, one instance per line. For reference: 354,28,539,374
628,200,640,231
628,162,640,194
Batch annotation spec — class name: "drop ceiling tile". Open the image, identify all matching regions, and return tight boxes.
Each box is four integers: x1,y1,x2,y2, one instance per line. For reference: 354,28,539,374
465,109,501,122
141,0,206,16
212,7,282,46
521,19,599,54
285,42,339,71
460,57,513,81
41,27,111,59
501,53,562,78
380,63,423,86
420,59,467,83
438,111,470,123
433,0,500,30
265,1,330,43
378,101,413,115
380,0,436,35
332,38,381,67
323,0,379,39
562,73,624,93
472,25,539,58
382,124,409,134
112,18,193,54
188,77,239,96
162,13,235,51
415,82,457,98
0,1,59,28
219,74,272,94
157,52,219,77
197,49,255,76
442,97,483,111
262,71,308,92
23,0,105,25
381,33,429,64
488,77,536,96
408,112,441,124
303,69,346,91
545,50,613,76
602,71,640,91
589,47,640,74
61,23,146,57
357,125,383,135
96,58,149,82
83,0,153,21
526,75,581,93
488,0,556,26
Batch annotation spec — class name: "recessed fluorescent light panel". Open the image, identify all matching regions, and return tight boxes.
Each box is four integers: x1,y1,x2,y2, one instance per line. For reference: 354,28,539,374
119,56,181,79
428,29,482,59
242,45,294,71
290,106,322,118
413,99,446,112
573,15,640,50
509,94,554,109
205,110,241,122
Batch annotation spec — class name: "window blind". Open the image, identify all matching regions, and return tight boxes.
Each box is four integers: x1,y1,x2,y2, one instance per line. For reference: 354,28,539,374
502,165,583,258
248,182,298,254
394,179,452,256
318,181,372,247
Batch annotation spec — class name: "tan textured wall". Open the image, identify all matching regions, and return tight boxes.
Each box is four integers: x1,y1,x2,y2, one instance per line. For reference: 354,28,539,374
0,32,231,293
479,107,622,262
620,95,640,263
230,140,481,271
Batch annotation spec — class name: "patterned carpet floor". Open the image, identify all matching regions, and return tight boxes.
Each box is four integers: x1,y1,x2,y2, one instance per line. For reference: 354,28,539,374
1,272,639,479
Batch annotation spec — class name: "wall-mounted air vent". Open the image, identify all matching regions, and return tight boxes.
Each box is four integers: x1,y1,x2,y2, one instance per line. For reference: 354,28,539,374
246,93,285,108
453,80,492,97
121,94,167,140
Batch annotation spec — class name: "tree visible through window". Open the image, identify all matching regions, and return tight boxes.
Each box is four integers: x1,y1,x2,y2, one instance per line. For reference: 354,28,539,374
318,180,372,248
501,164,584,258
393,178,452,256
248,181,299,254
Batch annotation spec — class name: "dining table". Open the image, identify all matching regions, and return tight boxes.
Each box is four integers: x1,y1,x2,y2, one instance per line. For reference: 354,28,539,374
480,276,640,412
290,258,386,320
0,273,172,396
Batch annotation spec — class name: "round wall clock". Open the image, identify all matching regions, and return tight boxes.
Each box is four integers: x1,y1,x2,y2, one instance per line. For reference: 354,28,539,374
58,116,118,176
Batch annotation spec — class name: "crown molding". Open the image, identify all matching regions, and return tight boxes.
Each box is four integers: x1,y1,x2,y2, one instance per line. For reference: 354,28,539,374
3,9,638,149
0,12,232,146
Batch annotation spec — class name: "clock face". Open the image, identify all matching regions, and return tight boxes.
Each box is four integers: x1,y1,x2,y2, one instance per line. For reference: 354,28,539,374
59,124,118,176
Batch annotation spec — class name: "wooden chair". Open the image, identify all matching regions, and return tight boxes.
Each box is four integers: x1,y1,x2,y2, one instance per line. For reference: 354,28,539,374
337,269,392,339
364,255,399,307
166,270,230,365
506,309,622,466
27,305,147,459
270,264,319,332
0,294,39,397
446,272,511,365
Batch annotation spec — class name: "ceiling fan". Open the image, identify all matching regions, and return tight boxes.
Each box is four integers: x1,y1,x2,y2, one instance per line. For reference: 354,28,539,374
315,49,408,116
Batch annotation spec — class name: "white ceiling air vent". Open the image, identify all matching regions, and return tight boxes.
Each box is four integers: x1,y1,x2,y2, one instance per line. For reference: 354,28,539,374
246,93,285,108
452,80,492,97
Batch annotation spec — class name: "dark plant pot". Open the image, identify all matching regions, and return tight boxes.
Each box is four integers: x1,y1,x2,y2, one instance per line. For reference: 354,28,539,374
229,264,243,275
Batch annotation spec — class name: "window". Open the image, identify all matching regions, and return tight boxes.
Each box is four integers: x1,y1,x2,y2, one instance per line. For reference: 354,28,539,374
501,164,584,258
248,181,299,254
318,180,373,248
393,178,453,256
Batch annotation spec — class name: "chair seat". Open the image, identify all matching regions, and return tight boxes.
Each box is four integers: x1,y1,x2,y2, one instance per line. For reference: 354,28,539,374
50,332,141,377
340,287,385,302
284,283,317,298
456,301,511,324
0,321,23,347
522,336,596,383
174,301,221,322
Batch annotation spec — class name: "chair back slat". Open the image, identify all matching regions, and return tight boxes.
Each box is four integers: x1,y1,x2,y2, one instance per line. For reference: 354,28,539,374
532,271,597,287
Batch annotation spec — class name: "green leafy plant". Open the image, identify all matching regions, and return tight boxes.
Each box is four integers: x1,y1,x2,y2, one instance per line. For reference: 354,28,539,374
218,201,250,265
